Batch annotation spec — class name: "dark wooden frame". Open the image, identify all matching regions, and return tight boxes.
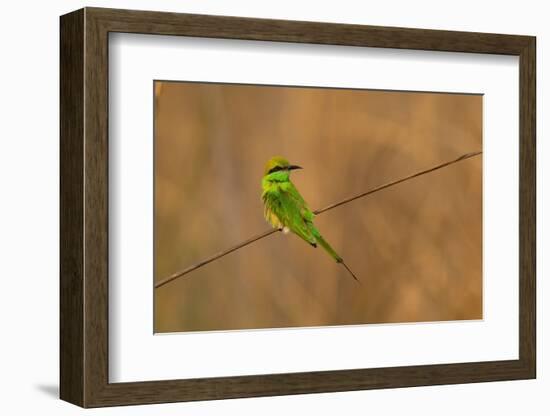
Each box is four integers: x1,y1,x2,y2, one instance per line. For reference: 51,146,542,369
60,7,536,408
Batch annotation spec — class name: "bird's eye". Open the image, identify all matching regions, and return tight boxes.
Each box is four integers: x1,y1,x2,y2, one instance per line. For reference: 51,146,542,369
268,166,284,174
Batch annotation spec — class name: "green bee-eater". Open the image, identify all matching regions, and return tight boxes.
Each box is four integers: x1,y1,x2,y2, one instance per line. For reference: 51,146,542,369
261,156,359,283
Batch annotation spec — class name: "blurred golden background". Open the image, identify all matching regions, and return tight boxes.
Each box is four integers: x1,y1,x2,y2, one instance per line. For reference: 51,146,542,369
154,81,482,333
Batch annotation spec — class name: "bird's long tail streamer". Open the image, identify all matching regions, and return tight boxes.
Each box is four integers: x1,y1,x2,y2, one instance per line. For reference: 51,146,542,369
340,260,361,284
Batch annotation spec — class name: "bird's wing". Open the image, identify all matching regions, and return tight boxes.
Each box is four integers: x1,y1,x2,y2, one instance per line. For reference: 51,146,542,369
273,181,317,245
282,181,316,223
282,183,344,263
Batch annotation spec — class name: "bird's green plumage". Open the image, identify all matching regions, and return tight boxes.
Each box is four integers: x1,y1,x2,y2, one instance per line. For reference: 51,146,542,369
261,156,359,283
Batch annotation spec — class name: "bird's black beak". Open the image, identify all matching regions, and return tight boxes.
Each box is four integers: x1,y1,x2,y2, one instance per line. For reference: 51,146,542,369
288,165,303,171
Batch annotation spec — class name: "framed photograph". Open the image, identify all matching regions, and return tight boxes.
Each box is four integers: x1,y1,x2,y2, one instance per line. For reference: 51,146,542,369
60,7,536,407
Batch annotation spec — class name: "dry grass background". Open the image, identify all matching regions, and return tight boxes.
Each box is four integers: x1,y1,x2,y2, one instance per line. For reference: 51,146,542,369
154,81,482,333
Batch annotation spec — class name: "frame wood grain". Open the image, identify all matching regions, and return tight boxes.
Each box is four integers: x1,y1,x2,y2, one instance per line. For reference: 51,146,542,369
60,7,536,407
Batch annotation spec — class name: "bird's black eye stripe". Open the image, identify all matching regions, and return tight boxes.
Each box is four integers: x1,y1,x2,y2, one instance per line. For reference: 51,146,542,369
268,166,285,174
